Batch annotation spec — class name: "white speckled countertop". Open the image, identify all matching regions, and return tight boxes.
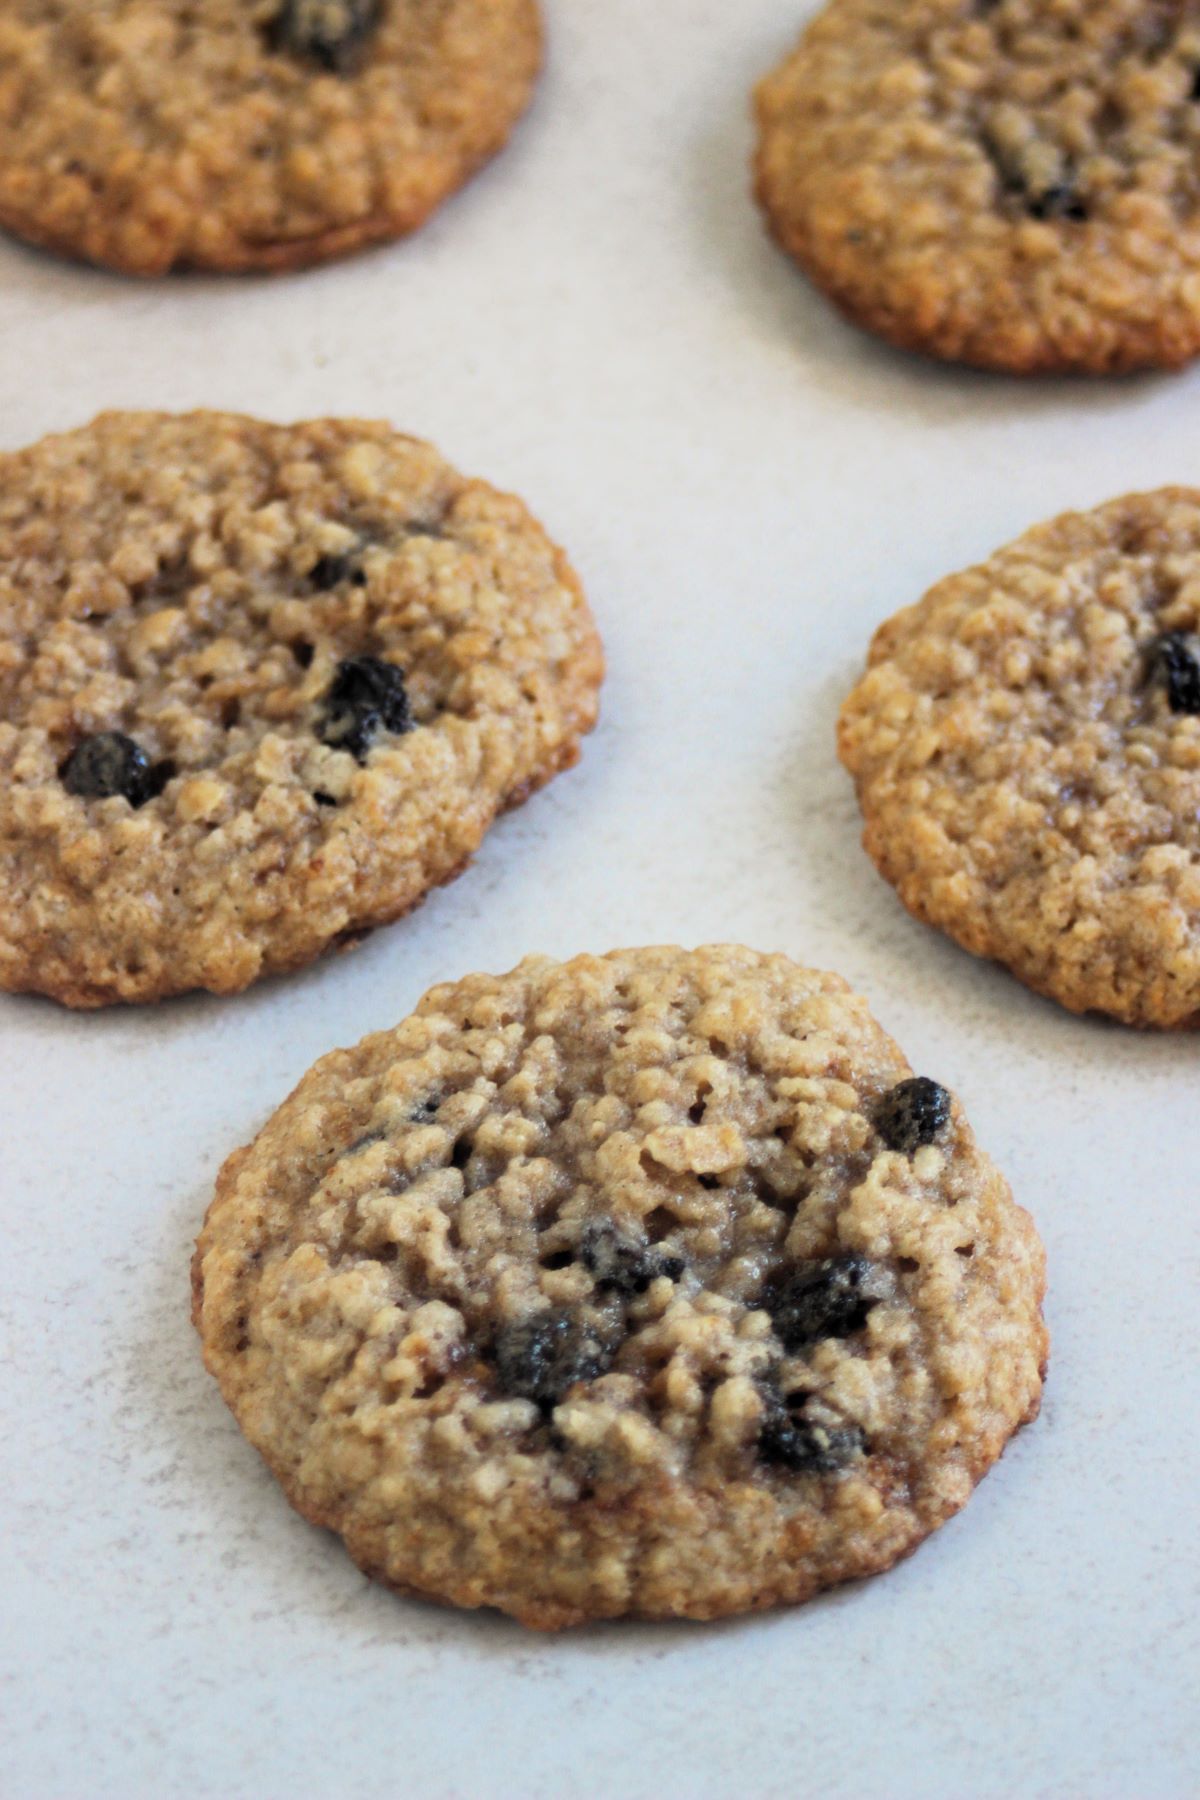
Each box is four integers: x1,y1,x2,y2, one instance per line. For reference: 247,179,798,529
2,5,1198,1796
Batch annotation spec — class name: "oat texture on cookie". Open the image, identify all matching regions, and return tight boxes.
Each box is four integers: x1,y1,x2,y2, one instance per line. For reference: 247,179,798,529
0,411,602,1006
839,489,1200,1027
755,0,1200,373
193,946,1047,1629
0,0,542,274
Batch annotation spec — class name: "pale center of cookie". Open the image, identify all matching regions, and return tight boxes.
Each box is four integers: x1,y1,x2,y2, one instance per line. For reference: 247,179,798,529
250,1040,958,1489
944,7,1200,223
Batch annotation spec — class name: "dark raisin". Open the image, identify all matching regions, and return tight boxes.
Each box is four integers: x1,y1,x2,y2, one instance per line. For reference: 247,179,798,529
1146,632,1200,716
268,0,381,74
145,759,176,799
580,1220,684,1295
759,1405,864,1475
313,790,338,806
492,1314,614,1412
1028,182,1088,223
60,731,156,806
320,656,413,761
875,1077,951,1155
765,1255,876,1350
309,552,355,590
1191,66,1200,102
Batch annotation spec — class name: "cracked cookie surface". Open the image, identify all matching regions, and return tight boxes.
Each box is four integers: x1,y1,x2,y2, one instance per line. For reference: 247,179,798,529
0,0,541,275
0,411,602,1006
193,945,1047,1628
839,489,1200,1026
756,0,1200,372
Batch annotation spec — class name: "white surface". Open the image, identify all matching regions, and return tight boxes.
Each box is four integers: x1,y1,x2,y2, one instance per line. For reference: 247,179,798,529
1,5,1198,1796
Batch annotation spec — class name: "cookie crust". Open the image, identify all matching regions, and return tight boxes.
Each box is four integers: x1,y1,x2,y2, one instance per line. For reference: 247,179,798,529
755,0,1200,374
839,489,1200,1027
193,945,1047,1629
0,1,542,276
0,411,602,1006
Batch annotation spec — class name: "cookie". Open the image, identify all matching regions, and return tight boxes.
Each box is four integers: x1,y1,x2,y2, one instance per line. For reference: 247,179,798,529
0,0,541,275
192,945,1047,1629
839,489,1200,1027
755,1,1200,374
0,411,602,1006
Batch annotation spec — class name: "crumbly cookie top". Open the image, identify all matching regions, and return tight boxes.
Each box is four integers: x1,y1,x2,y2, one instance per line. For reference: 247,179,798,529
0,411,601,1004
0,0,541,273
194,946,1046,1627
756,0,1200,372
840,489,1200,1027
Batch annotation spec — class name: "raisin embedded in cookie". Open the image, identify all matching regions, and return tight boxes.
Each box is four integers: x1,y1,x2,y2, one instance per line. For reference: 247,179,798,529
192,945,1047,1629
0,1,542,275
839,489,1200,1027
755,1,1200,373
0,411,602,1006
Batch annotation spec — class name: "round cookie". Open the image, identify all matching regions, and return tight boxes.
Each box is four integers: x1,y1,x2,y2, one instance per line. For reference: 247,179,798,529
193,945,1047,1629
0,410,602,1006
0,0,541,276
839,489,1200,1027
755,1,1200,374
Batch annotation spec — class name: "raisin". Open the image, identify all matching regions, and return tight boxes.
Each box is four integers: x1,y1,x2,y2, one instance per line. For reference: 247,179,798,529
268,0,381,74
765,1255,876,1350
320,656,413,761
1147,632,1200,716
875,1077,951,1154
60,731,159,806
1027,182,1088,223
309,551,359,590
580,1220,685,1294
759,1400,864,1475
492,1314,614,1412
